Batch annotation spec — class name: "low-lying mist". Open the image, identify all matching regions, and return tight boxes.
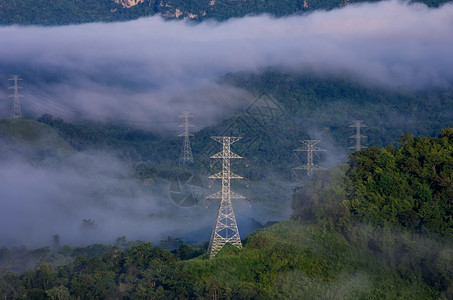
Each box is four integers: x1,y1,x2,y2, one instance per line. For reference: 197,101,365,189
0,151,195,247
0,0,452,130
0,141,286,247
1,0,453,248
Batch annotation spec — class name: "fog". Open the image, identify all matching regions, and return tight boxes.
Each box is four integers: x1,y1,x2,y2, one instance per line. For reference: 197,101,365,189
0,153,200,246
1,0,453,247
0,0,452,128
0,143,275,247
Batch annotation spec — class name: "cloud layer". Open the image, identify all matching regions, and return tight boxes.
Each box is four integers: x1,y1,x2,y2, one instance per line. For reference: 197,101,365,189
0,0,452,126
1,0,453,247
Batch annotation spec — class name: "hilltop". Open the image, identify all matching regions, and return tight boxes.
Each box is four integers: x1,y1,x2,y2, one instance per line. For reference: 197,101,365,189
0,118,75,161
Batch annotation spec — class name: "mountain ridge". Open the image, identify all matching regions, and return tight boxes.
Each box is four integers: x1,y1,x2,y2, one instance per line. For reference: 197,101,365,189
0,0,451,25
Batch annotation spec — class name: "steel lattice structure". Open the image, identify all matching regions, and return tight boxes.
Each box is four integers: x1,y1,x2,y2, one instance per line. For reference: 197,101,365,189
178,111,194,164
8,75,23,118
207,136,246,258
292,140,326,177
349,120,367,152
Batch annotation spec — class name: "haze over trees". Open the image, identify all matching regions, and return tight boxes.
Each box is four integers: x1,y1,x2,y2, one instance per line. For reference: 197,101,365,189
1,128,452,299
0,0,453,298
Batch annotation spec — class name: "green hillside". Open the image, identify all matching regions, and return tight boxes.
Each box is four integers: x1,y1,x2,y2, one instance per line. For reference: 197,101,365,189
0,220,450,299
1,128,452,299
35,70,453,175
292,128,453,237
0,118,75,160
30,70,453,218
0,0,451,25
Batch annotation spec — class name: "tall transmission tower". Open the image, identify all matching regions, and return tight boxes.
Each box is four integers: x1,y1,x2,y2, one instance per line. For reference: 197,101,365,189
292,140,326,177
8,75,23,118
178,111,194,165
349,120,367,151
207,136,246,258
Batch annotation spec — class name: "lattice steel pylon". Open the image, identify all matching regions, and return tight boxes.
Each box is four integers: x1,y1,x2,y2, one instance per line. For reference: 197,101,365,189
292,140,326,177
8,75,23,118
178,111,194,165
207,136,246,258
349,120,367,152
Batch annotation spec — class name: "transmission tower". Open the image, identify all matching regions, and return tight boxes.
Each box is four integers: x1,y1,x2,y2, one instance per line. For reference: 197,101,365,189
207,136,246,258
8,75,23,118
349,120,367,151
178,111,194,165
292,140,326,177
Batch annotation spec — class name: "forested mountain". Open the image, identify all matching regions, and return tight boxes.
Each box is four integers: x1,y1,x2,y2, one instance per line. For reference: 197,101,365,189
22,70,453,222
1,74,453,298
34,70,453,178
1,129,452,299
1,0,452,297
0,0,451,25
292,128,453,236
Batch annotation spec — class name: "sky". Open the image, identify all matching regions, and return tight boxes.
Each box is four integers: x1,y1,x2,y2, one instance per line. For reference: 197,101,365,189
0,0,453,247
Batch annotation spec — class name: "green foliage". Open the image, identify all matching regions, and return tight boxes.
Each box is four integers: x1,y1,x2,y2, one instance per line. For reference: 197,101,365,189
1,221,452,298
291,129,453,297
36,114,163,162
0,118,75,161
293,129,453,236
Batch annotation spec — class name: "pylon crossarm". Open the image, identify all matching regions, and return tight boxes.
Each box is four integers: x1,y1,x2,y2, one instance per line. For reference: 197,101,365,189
207,191,222,199
293,165,310,170
209,172,243,180
209,172,223,179
230,191,245,199
178,133,194,137
228,172,244,179
211,136,242,144
210,152,243,159
294,147,327,152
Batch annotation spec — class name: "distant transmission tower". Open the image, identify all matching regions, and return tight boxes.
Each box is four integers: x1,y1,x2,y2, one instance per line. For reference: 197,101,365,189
349,120,367,151
178,111,194,165
207,136,246,258
292,140,326,177
8,75,23,118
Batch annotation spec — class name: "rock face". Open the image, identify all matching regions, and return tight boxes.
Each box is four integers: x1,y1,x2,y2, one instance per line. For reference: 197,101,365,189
114,0,144,8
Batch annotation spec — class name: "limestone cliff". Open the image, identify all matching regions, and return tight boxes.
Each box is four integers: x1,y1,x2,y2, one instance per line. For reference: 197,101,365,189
114,0,145,8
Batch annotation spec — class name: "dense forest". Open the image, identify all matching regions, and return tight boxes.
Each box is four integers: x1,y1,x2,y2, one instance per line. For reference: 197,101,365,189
1,0,452,297
1,75,453,297
22,70,453,222
0,128,452,299
0,0,451,25
292,128,453,236
34,70,453,179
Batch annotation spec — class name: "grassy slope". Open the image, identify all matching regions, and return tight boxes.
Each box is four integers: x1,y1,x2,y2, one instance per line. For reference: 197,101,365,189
0,118,75,159
181,221,439,299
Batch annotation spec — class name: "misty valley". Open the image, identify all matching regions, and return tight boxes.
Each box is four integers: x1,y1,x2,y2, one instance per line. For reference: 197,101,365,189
1,0,453,299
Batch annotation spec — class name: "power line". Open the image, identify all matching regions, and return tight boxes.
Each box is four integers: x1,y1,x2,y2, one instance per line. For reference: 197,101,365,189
207,136,247,258
178,111,194,165
292,139,326,177
349,120,367,151
8,75,23,118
